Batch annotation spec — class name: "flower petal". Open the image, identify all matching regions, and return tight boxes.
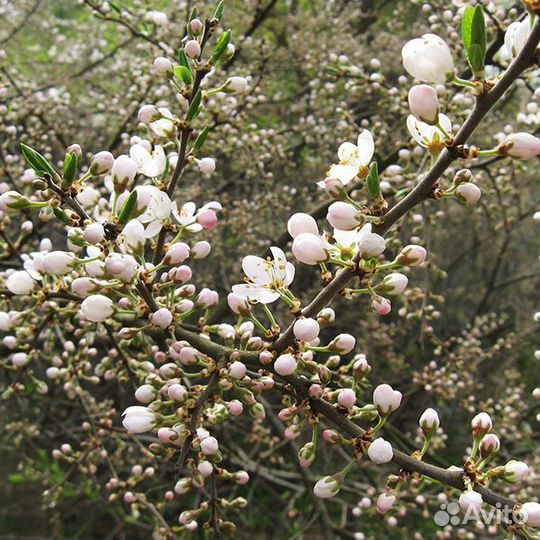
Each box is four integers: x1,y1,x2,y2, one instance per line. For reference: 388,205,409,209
357,129,374,166
242,255,272,285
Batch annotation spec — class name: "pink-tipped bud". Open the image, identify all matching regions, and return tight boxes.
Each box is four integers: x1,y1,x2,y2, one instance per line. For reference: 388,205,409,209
497,132,540,160
197,209,218,229
327,201,362,231
293,317,320,341
337,388,356,408
372,295,391,315
396,244,427,267
408,84,439,124
287,213,319,239
292,233,328,265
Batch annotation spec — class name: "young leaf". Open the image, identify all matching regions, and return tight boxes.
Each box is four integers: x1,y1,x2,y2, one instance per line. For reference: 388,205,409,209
209,30,230,64
213,1,224,21
186,89,202,121
177,48,190,70
53,207,73,225
20,143,57,178
367,162,381,199
174,65,193,85
461,5,474,51
188,6,198,21
193,125,211,150
61,152,78,189
118,190,138,225
469,5,486,73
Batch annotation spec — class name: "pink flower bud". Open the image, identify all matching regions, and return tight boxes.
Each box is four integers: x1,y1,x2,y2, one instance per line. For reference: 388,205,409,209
504,460,529,482
380,273,408,295
179,347,198,365
235,471,250,484
138,104,160,123
367,438,393,463
197,209,218,229
153,56,173,77
190,18,203,33
226,76,248,93
459,490,483,515
313,476,340,498
317,308,335,325
309,384,323,399
191,241,211,259
292,232,328,265
228,399,243,416
66,143,82,157
373,384,402,415
167,383,187,402
164,242,190,264
259,350,273,365
419,408,440,434
6,270,34,295
377,493,396,514
11,352,29,367
471,412,492,436
287,213,319,239
90,151,114,175
322,429,340,443
328,333,355,354
229,361,246,379
372,295,391,315
498,132,540,160
135,384,156,404
408,84,439,124
170,265,192,284
200,436,219,455
184,39,201,59
455,182,481,204
338,388,356,408
480,433,500,457
42,251,76,275
274,353,297,376
327,201,362,231
227,292,251,315
112,156,138,192
196,288,218,308
293,317,320,341
152,307,173,328
198,460,213,477
324,177,346,199
197,157,215,175
397,244,427,267
84,222,105,244
81,294,114,322
517,502,540,528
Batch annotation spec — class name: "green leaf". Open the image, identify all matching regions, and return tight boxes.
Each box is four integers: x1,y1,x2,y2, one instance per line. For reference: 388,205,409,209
209,30,230,64
53,206,73,225
366,162,381,199
174,65,193,85
188,6,198,21
186,89,202,121
463,5,486,76
118,190,138,225
61,152,78,188
20,143,57,178
193,125,211,150
461,6,474,51
213,1,224,20
177,48,190,70
469,6,486,71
